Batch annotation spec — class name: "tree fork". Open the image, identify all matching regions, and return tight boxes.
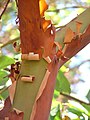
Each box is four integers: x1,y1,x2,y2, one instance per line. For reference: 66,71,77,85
13,0,59,120
13,3,90,119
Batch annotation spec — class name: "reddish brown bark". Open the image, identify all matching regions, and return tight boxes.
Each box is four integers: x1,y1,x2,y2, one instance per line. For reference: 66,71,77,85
33,61,59,120
18,0,54,58
59,25,90,67
0,97,24,120
13,0,56,119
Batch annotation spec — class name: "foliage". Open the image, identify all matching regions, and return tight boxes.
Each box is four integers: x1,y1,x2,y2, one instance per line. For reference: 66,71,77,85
0,55,15,69
0,55,15,100
55,69,71,94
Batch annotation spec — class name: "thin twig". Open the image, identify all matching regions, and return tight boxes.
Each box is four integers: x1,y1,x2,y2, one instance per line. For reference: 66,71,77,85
0,0,10,19
47,6,90,12
55,25,66,29
15,0,18,7
69,59,90,71
1,37,20,48
0,85,10,94
60,92,90,105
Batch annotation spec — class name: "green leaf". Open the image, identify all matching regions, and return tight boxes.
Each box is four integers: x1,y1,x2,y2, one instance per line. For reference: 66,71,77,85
53,90,60,99
0,55,15,69
60,66,67,72
50,104,61,120
0,89,9,100
55,70,71,94
0,70,9,86
86,90,90,102
88,117,90,120
82,104,90,116
54,110,61,120
68,108,83,116
0,86,9,100
50,106,59,117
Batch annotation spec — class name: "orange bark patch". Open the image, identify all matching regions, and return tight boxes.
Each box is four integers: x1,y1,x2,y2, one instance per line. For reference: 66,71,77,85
39,0,48,17
54,41,62,50
56,50,63,58
41,18,51,31
64,27,75,44
76,21,82,34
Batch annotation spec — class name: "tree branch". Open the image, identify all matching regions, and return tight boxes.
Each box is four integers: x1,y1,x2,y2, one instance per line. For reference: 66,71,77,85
60,24,90,67
47,6,89,12
0,86,10,94
60,92,90,105
1,37,19,48
15,0,18,7
55,8,90,68
55,8,90,44
0,0,10,19
69,59,90,70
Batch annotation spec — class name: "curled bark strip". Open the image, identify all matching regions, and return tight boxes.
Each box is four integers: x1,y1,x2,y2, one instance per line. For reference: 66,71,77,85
41,18,51,31
75,21,82,34
44,56,52,63
8,111,24,120
21,53,40,60
59,24,90,67
21,76,35,82
36,69,50,100
29,102,37,120
30,69,50,120
28,53,40,60
64,27,75,44
13,108,23,115
8,81,16,104
54,41,62,50
39,0,48,17
56,50,63,58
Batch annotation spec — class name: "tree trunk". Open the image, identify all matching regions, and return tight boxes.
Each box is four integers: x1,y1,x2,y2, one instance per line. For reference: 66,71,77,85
13,0,59,120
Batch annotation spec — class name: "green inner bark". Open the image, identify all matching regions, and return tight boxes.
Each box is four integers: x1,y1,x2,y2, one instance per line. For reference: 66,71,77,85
13,59,47,120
